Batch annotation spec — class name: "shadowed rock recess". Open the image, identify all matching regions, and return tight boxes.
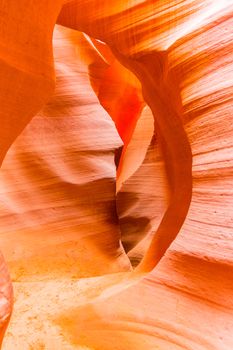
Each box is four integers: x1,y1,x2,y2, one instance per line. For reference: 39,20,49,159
0,1,233,349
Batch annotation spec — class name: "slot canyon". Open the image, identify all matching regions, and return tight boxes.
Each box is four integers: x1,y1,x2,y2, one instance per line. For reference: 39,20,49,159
0,1,233,349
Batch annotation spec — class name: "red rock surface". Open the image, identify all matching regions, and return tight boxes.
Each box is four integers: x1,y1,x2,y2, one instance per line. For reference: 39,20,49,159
0,1,233,349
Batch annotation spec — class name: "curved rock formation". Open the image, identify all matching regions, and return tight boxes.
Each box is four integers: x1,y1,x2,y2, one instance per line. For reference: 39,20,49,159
0,1,232,349
0,0,65,339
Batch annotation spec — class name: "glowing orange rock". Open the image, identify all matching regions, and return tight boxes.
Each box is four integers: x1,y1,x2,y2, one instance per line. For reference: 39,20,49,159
0,0,65,339
58,0,194,272
0,1,232,349
0,254,12,346
0,26,131,281
57,1,233,349
0,1,64,165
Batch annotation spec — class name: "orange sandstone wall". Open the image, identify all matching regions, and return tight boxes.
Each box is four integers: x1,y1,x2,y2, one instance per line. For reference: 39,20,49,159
0,1,233,349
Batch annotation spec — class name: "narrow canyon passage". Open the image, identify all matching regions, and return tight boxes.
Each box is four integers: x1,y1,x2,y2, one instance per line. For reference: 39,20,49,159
113,50,193,272
0,1,233,349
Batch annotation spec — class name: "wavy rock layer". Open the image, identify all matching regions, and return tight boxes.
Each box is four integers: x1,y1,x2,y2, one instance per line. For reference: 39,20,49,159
117,107,169,261
0,0,67,338
58,0,193,271
0,26,131,284
55,1,233,350
0,1,233,349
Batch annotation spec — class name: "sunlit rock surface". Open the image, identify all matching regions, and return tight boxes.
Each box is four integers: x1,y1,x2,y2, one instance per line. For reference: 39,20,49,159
0,0,233,349
0,27,131,281
0,254,12,346
1,26,131,347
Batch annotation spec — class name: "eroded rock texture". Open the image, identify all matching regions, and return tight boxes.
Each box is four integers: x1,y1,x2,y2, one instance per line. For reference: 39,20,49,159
0,1,233,349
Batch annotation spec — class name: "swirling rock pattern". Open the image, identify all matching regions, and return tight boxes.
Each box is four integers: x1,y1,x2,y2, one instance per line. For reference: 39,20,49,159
0,27,131,281
0,1,232,349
